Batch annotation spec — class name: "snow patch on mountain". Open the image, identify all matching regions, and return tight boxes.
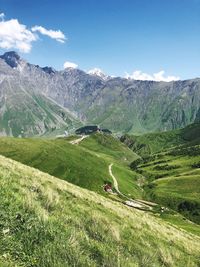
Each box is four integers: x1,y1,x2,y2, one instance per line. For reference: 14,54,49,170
88,68,109,80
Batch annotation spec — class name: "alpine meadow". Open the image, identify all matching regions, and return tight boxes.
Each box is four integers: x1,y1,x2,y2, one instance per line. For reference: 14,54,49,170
0,1,200,266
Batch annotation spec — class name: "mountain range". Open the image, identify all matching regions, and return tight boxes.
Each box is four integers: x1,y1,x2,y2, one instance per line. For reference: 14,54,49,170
0,51,200,136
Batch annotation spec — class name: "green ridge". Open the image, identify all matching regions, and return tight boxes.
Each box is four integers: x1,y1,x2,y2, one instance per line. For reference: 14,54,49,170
0,134,141,198
126,123,200,224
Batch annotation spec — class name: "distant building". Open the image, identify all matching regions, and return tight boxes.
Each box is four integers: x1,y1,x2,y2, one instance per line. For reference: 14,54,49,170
75,125,112,135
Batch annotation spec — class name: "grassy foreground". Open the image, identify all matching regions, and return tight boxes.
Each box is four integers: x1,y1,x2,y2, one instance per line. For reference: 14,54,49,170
0,155,200,267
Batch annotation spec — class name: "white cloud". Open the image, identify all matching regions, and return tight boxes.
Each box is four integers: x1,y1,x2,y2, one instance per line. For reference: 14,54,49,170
31,25,66,43
125,70,180,82
63,61,78,69
0,14,66,53
0,13,5,21
0,19,37,53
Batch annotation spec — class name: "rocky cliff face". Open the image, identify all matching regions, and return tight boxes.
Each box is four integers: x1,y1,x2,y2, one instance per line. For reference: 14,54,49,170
0,51,200,136
85,78,200,133
0,52,80,137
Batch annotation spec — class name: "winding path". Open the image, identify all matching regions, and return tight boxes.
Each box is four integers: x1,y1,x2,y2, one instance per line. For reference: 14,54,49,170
70,136,155,211
109,163,154,210
108,163,126,198
70,135,88,145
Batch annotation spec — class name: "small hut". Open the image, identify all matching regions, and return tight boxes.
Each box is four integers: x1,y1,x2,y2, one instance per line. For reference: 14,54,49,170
103,183,112,193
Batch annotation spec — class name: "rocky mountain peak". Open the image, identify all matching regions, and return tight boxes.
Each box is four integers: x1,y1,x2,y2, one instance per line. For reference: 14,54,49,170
42,66,56,75
0,51,22,68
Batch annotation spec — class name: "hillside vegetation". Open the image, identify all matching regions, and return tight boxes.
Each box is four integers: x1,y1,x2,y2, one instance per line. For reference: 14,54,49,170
136,146,200,224
126,123,200,224
0,155,200,267
121,123,200,157
80,133,139,164
0,134,141,199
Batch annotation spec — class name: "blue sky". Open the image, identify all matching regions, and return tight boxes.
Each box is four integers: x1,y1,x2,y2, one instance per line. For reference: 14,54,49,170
0,0,200,80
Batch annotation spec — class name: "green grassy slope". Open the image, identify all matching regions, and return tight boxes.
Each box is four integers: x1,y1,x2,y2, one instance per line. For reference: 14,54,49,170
111,164,141,198
127,123,200,224
0,137,109,195
80,133,141,199
152,174,200,221
121,123,200,157
0,155,200,267
80,133,139,164
0,134,141,198
137,148,200,224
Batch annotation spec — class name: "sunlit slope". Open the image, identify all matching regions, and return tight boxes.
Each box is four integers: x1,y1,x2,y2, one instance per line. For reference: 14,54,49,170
0,155,200,267
137,146,200,224
123,123,200,224
121,123,200,157
80,133,139,164
0,134,141,198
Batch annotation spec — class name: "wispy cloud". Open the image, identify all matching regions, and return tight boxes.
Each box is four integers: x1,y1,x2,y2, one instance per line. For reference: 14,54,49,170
31,26,66,43
0,13,66,53
0,19,37,53
63,61,78,69
125,70,180,82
